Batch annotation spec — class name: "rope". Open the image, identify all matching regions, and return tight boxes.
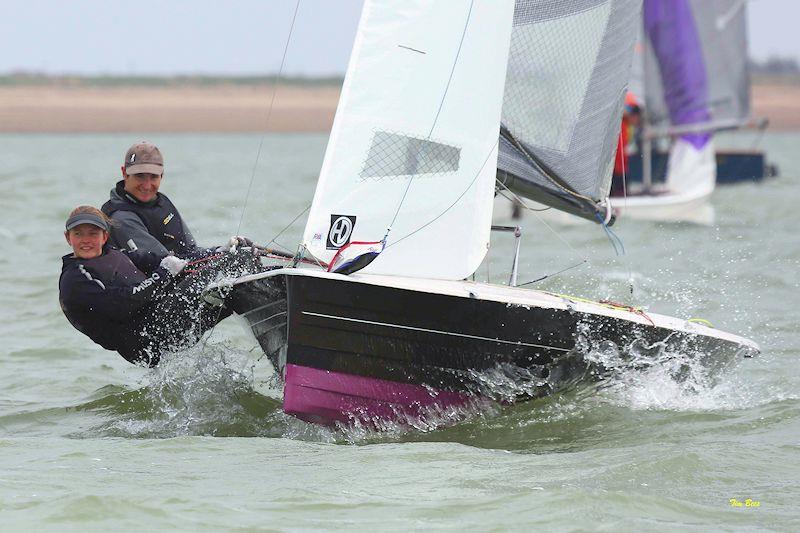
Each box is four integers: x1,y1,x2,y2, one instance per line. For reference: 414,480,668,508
595,211,626,256
598,299,654,326
251,244,327,267
495,179,552,212
549,291,655,327
501,126,598,206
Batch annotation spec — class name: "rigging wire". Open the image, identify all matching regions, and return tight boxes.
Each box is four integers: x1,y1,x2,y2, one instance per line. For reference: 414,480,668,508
493,176,596,288
202,0,301,352
385,139,497,250
234,0,302,238
265,203,311,253
618,126,634,297
517,260,588,287
495,177,588,262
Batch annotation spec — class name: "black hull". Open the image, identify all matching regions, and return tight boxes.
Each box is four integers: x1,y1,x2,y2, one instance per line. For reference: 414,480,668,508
230,274,288,370
626,149,777,185
233,271,754,424
283,275,750,398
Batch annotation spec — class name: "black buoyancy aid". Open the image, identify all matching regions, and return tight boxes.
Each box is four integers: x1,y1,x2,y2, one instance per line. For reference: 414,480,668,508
76,248,147,288
102,181,196,256
58,248,151,352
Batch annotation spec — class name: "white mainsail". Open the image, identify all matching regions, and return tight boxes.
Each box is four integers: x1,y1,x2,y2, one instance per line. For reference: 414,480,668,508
301,0,515,280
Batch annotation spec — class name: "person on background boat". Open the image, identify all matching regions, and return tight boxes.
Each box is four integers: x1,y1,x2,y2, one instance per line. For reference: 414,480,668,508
101,141,251,271
610,91,642,196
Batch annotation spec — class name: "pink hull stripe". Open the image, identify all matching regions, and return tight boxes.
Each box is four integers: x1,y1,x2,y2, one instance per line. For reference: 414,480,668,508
283,363,474,424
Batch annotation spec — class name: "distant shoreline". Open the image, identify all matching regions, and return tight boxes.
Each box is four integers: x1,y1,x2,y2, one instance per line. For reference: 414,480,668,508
0,84,341,133
1,74,799,132
0,74,345,87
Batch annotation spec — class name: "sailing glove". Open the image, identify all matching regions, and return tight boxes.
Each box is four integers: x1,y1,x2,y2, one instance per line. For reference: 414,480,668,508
217,235,254,253
159,255,187,277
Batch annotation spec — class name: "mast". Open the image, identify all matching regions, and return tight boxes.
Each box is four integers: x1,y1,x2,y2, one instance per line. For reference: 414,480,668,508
642,20,653,191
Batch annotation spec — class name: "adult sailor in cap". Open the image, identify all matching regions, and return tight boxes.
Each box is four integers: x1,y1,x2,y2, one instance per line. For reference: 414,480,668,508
101,141,251,271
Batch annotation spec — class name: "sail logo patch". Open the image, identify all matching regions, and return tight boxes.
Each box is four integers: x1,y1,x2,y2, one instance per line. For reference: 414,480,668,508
327,215,356,249
163,213,174,225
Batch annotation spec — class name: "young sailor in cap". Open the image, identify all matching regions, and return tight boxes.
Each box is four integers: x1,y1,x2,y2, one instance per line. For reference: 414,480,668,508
59,205,188,366
59,206,265,366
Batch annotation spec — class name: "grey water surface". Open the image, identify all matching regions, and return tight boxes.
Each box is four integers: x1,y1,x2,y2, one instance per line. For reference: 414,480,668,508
0,132,798,531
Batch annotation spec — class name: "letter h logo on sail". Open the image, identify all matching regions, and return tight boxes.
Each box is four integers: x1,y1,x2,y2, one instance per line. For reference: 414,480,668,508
326,214,356,250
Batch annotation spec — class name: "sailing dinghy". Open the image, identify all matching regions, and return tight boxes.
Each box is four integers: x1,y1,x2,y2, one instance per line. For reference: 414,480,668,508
224,0,758,426
613,0,763,223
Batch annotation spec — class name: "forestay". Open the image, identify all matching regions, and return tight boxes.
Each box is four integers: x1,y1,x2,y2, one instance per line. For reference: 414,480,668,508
497,0,641,222
643,0,750,144
301,0,514,280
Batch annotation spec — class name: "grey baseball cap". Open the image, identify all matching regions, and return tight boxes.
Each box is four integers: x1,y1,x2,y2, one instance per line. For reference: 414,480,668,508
65,213,109,232
124,141,164,175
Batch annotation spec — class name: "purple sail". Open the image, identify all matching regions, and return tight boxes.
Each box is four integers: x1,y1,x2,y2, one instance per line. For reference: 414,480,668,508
644,0,711,149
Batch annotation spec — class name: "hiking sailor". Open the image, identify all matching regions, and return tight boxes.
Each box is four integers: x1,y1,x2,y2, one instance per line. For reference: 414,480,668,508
101,141,251,270
59,205,266,367
58,205,189,366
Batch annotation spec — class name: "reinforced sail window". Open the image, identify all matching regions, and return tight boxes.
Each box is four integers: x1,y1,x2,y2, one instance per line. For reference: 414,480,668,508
360,131,460,180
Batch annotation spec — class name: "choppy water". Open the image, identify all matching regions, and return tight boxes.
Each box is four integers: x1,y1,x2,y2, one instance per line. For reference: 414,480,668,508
1,132,798,530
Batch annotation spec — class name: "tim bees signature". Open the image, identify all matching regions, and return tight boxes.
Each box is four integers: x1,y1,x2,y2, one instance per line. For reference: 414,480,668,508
729,498,761,508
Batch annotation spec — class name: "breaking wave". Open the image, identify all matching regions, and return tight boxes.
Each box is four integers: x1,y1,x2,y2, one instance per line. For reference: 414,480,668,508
61,318,786,444
68,342,499,443
71,342,284,439
576,324,775,412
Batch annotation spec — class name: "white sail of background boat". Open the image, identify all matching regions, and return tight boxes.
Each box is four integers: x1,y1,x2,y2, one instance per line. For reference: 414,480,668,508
224,0,758,427
613,0,756,223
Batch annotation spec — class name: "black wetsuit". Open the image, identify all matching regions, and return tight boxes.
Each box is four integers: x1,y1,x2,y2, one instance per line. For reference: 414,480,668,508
59,247,175,365
59,246,265,366
101,181,213,270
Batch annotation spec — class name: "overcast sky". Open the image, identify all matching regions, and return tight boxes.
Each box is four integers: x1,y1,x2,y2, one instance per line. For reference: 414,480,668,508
1,0,797,76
